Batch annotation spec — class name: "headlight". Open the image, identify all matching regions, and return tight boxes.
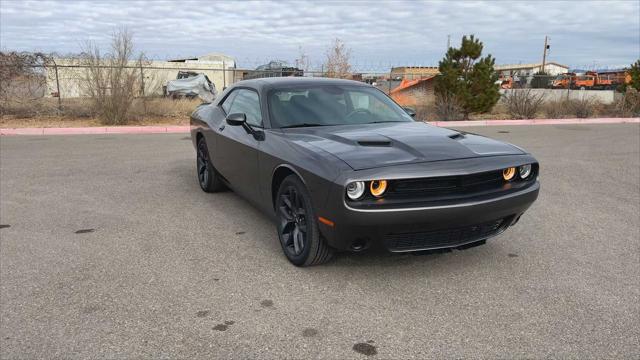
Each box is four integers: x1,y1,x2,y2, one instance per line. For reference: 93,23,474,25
369,180,388,197
346,181,365,200
519,164,532,179
503,167,516,181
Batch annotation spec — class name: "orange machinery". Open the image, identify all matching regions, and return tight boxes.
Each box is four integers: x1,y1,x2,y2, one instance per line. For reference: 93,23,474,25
552,71,620,90
551,73,575,89
572,71,615,89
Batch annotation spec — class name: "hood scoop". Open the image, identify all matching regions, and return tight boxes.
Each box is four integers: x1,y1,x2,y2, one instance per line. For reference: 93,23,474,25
448,132,465,140
357,140,392,147
355,135,392,147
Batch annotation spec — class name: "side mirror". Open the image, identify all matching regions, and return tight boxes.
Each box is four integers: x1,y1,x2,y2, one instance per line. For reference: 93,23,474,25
226,113,246,126
225,112,265,141
403,107,416,118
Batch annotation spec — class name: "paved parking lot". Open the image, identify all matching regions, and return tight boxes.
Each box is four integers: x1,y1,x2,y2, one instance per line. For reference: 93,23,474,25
1,124,638,358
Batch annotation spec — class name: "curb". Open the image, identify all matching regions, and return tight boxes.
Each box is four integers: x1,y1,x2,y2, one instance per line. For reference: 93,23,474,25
0,125,191,136
1,118,638,136
427,117,640,127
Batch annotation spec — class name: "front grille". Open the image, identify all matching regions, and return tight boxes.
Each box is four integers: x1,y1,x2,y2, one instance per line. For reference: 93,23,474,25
389,170,504,197
347,165,538,210
384,218,508,251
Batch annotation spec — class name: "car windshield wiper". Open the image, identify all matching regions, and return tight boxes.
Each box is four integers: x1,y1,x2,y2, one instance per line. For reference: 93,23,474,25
280,123,327,129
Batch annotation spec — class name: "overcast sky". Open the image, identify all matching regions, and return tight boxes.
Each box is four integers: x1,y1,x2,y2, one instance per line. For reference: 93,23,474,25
1,0,638,70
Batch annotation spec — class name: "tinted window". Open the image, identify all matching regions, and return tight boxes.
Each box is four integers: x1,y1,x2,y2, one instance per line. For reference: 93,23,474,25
228,89,263,127
221,91,237,113
268,85,412,128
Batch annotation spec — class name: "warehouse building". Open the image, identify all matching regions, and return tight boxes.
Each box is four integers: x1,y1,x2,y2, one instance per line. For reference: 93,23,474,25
390,66,440,80
45,53,237,98
495,62,569,76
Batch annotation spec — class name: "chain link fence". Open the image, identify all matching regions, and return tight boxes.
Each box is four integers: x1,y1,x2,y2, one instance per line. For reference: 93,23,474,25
0,56,633,124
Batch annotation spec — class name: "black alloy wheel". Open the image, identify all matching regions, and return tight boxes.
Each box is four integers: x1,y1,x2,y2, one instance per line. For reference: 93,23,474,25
275,175,333,266
279,185,307,256
196,137,224,193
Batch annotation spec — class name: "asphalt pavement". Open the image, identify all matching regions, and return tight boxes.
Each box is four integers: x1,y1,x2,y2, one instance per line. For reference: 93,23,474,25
1,124,638,358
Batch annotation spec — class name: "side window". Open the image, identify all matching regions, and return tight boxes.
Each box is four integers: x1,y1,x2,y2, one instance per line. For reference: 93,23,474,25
228,89,263,127
221,90,238,114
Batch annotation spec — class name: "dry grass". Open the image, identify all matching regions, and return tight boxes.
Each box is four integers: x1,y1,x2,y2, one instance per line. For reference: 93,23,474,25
1,97,200,128
543,100,568,119
129,98,201,119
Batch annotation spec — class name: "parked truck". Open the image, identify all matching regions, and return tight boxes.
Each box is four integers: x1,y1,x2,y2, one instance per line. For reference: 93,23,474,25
551,73,575,89
552,71,618,90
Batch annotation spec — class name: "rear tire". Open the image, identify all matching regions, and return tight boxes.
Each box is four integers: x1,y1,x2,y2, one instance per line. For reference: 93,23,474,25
196,137,225,193
275,175,333,266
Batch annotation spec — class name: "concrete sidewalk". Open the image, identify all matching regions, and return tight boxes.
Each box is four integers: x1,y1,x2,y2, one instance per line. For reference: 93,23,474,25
1,118,638,136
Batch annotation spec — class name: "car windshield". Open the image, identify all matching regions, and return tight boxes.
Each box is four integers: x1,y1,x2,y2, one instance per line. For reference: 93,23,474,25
268,85,413,128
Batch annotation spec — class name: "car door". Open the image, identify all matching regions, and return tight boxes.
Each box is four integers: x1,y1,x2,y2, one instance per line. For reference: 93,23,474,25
215,88,263,200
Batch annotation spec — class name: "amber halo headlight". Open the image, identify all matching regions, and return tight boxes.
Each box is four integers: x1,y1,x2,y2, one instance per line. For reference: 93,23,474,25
519,164,532,179
503,167,516,181
346,181,365,200
369,180,388,197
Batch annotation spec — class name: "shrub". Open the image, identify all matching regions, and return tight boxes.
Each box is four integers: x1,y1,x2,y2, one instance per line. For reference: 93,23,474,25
78,29,144,125
530,72,553,89
503,89,545,119
543,100,568,119
601,87,640,117
569,97,598,118
434,92,464,121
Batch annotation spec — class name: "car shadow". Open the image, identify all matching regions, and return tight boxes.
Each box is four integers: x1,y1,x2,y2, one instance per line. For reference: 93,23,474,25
174,158,498,272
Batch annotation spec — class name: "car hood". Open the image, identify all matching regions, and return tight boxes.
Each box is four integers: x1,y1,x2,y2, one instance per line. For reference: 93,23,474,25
283,122,525,170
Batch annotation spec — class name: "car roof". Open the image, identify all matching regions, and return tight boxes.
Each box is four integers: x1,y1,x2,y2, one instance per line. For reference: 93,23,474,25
233,76,370,91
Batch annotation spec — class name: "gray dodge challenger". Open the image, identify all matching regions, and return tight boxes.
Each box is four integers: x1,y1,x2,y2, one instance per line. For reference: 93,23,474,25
190,77,539,266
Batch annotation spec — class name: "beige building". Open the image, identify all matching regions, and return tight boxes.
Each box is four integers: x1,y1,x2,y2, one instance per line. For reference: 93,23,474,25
390,66,440,80
390,62,569,81
45,53,236,98
495,62,569,76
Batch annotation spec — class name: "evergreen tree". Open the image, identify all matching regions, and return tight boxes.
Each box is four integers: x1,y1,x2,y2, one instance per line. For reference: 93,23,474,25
435,35,500,119
629,59,640,91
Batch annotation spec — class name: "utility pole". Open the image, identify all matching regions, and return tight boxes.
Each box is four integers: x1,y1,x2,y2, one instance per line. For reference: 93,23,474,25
447,34,451,50
541,36,549,74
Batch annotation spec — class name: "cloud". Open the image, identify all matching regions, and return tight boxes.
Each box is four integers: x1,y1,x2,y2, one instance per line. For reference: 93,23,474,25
1,0,638,70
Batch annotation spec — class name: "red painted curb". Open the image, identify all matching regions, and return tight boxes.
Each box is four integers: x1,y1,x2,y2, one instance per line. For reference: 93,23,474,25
0,125,191,136
428,117,639,127
0,119,637,136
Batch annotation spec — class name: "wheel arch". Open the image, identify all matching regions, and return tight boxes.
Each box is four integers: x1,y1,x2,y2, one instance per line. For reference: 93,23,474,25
271,164,306,210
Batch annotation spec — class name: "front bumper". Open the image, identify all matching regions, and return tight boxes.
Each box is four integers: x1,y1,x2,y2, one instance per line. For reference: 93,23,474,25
318,180,540,252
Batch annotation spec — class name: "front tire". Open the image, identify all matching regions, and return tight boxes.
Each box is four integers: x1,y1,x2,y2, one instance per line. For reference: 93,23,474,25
196,137,225,193
275,175,333,266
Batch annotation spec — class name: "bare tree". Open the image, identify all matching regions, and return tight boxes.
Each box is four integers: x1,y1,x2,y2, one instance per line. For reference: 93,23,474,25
434,92,463,121
324,38,351,78
78,28,143,125
503,89,545,119
0,51,52,114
